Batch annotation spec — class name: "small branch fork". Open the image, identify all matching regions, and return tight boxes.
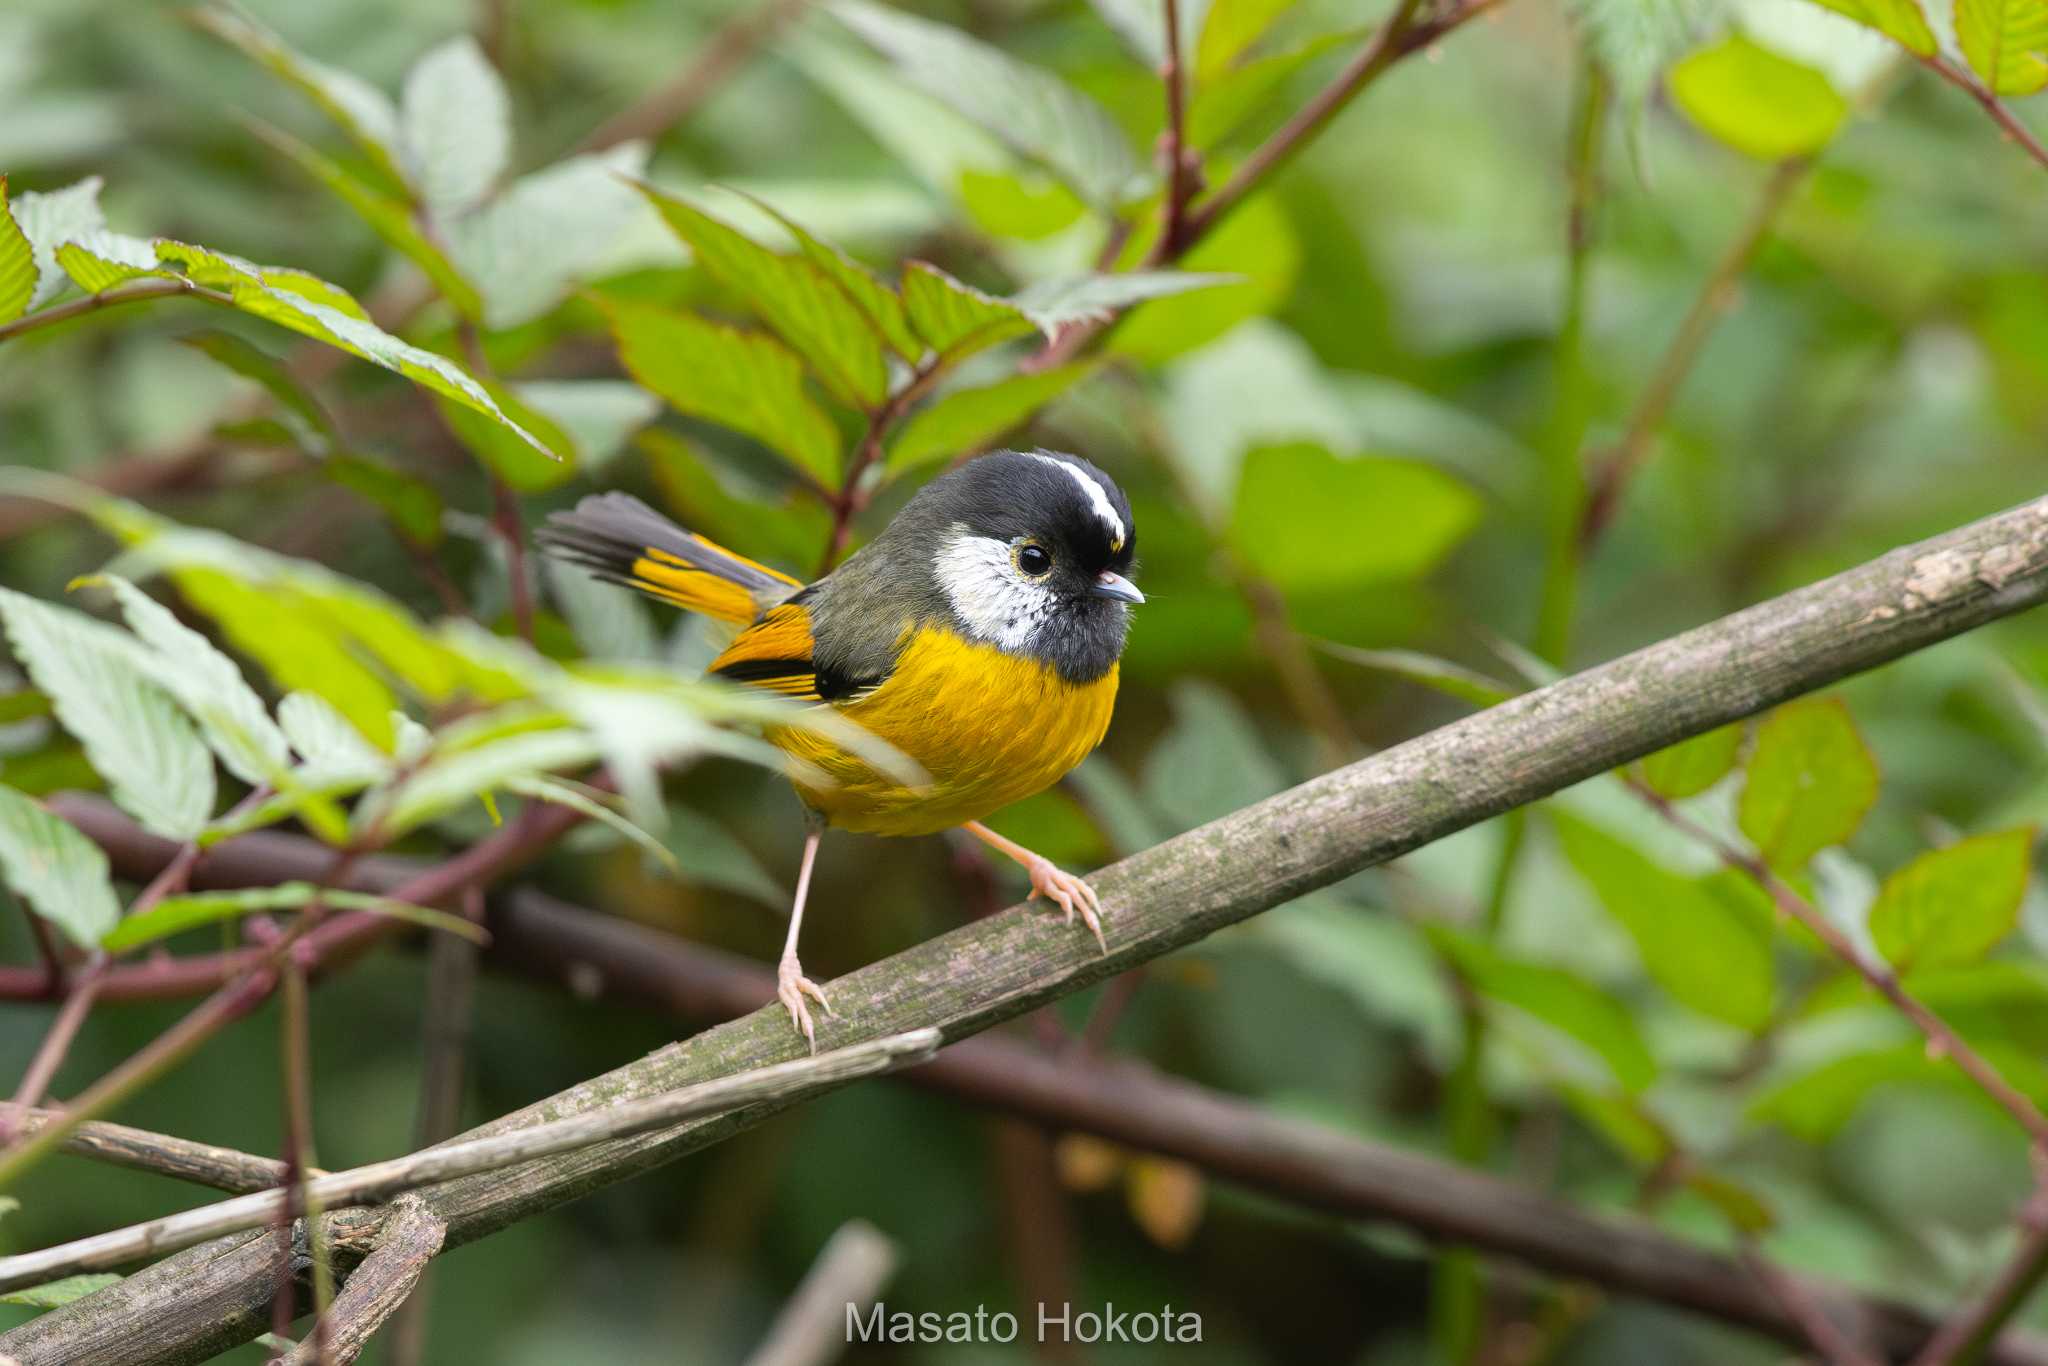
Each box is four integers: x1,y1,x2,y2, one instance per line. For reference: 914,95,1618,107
816,360,943,575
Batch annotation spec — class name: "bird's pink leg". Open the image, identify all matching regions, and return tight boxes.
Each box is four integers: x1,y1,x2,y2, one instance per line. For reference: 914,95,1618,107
776,822,832,1051
961,821,1106,953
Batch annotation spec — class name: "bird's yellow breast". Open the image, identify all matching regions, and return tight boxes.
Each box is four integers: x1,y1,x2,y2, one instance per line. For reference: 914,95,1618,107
776,626,1118,836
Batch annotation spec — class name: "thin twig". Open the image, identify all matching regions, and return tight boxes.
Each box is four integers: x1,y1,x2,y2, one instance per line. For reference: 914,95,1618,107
1580,156,1812,549
1741,1239,1884,1366
277,1195,446,1366
274,959,332,1359
0,279,234,346
0,1030,940,1291
1627,778,2048,1147
742,1220,899,1366
1921,55,2048,174
0,1106,294,1194
1910,1185,2048,1366
1157,0,1195,257
817,361,944,574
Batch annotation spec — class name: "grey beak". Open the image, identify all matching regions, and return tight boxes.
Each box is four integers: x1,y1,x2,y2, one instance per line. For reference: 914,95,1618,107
1091,571,1144,604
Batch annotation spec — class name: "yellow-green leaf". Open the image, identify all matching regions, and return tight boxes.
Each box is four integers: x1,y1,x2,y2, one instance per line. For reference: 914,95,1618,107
1738,698,1880,871
900,261,1037,360
1670,36,1849,160
888,362,1100,473
1957,0,2048,94
1230,443,1482,592
0,179,33,325
606,298,842,487
1639,723,1745,800
638,183,889,409
1870,827,2035,971
727,188,925,361
1800,0,1937,55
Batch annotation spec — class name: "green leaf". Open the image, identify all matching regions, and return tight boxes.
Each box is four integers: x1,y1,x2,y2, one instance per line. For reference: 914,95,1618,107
1639,724,1745,800
1312,643,1516,708
1750,1044,1953,1141
1431,927,1659,1091
1870,828,2035,972
1140,680,1288,831
1109,193,1301,364
323,455,444,547
192,6,409,193
1011,272,1239,334
515,381,661,474
1196,0,1297,77
639,185,889,409
399,35,510,219
1738,698,1880,871
1669,35,1849,161
900,262,1037,362
1188,30,1356,148
0,785,121,949
0,588,214,840
95,576,293,788
1555,811,1777,1029
436,379,579,493
448,144,653,329
1230,442,1482,592
371,726,600,838
662,804,786,907
0,1272,122,1310
277,691,392,787
1799,0,1936,54
830,0,1141,209
0,179,33,325
179,329,338,454
727,188,924,360
1566,0,1722,109
887,362,1100,473
54,236,545,455
1957,0,2048,93
504,775,677,873
251,121,482,318
8,176,112,311
545,559,660,663
1089,0,1208,66
605,297,842,487
957,169,1090,243
102,882,486,953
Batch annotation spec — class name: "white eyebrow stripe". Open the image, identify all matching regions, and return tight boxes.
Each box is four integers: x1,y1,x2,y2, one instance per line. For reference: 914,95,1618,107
1029,453,1125,551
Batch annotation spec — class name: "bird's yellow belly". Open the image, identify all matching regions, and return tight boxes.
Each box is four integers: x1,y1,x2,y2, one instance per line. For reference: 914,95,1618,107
777,627,1118,837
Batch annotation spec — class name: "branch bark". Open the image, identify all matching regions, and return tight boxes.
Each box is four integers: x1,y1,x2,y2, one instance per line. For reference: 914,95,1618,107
0,1106,292,1194
274,1196,444,1366
11,493,2048,1365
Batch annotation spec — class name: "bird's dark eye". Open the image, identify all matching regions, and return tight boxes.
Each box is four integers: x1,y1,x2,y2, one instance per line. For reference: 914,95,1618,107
1017,543,1052,576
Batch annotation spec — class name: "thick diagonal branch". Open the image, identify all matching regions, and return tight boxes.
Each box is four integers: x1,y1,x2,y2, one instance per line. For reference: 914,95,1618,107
275,1196,445,1366
11,495,2048,1366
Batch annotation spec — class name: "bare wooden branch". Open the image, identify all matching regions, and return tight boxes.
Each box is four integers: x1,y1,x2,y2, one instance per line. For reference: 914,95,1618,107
0,1106,292,1194
275,1197,445,1366
13,494,2048,1365
0,1030,938,1293
743,1220,898,1366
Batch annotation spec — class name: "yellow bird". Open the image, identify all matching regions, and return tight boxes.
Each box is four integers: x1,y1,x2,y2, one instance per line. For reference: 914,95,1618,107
538,449,1143,1045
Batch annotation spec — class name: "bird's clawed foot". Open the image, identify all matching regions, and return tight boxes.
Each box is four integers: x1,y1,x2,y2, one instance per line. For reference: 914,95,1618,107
777,953,833,1051
1023,855,1107,954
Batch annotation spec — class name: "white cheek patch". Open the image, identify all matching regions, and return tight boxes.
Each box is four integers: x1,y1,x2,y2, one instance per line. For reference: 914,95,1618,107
934,530,1058,652
1028,453,1125,552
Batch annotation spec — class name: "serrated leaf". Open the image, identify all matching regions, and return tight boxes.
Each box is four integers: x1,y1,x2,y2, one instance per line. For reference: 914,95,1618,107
192,6,409,192
252,121,482,318
53,232,156,292
0,589,214,840
900,262,1037,361
888,362,1100,473
0,1272,122,1309
1870,828,2035,972
278,691,391,784
103,881,484,953
0,785,121,949
1639,723,1745,800
728,189,924,360
1555,811,1776,1029
1957,0,2048,92
448,143,652,329
0,179,33,324
606,297,842,487
400,35,510,220
179,329,337,454
1800,0,1936,53
96,576,292,788
1431,926,1659,1091
1738,698,1879,871
831,0,1141,209
1012,272,1237,334
1669,35,1849,160
638,184,889,409
54,236,544,454
9,176,110,311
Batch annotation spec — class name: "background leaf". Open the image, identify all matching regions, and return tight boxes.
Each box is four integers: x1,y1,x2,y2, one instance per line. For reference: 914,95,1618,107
1738,698,1880,871
1430,926,1660,1091
400,35,510,220
0,784,120,948
1669,35,1848,160
0,180,33,325
1956,0,2048,93
1870,827,2035,971
888,363,1099,473
1639,724,1745,800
